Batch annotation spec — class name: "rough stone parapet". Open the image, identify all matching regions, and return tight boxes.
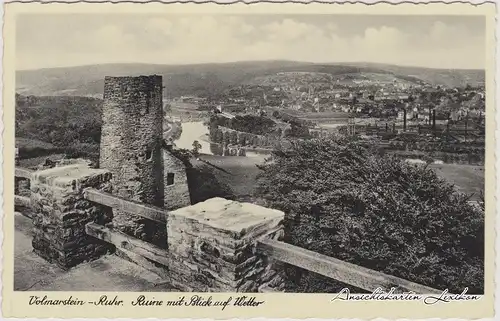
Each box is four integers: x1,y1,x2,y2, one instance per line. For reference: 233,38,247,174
167,197,286,292
30,164,115,269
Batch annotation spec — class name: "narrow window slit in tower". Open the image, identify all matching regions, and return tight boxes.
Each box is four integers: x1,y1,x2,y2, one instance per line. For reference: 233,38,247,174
146,149,153,161
167,173,175,186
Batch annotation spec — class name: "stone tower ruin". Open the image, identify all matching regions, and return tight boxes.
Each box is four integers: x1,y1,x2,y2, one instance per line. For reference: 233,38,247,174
100,75,165,246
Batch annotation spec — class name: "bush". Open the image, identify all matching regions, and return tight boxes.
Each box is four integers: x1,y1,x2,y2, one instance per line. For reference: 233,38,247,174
256,137,484,293
285,120,311,138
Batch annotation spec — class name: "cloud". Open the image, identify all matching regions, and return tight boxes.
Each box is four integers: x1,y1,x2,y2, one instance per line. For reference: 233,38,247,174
359,26,407,49
15,15,486,70
146,18,173,35
263,18,322,42
429,21,450,41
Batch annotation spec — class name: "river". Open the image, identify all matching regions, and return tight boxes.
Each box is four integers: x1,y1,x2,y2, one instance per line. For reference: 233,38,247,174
173,121,211,154
173,121,271,158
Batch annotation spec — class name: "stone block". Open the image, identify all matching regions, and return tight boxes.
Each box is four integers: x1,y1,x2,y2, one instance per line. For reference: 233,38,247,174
167,197,285,292
30,164,115,269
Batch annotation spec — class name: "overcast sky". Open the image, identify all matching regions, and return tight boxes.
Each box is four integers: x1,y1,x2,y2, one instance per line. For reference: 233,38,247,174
16,14,485,70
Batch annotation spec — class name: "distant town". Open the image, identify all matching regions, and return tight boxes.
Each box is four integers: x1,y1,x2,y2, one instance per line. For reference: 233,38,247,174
166,70,484,166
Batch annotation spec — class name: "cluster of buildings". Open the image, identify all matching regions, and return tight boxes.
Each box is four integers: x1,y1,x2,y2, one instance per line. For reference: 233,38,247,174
163,71,486,166
173,72,485,148
198,82,484,125
195,71,482,119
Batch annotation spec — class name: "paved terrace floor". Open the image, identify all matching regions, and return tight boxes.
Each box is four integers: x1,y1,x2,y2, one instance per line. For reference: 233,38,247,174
14,212,174,291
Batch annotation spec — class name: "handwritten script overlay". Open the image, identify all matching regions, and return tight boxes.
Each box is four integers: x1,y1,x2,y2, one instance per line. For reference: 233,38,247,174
26,288,481,310
332,287,481,305
28,295,264,310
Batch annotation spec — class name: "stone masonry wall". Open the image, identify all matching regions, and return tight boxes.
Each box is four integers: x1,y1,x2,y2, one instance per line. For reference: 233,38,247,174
163,149,191,210
166,197,286,292
30,164,115,269
100,75,166,247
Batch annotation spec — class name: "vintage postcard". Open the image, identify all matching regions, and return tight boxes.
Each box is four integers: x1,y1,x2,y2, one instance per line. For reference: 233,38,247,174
1,1,497,319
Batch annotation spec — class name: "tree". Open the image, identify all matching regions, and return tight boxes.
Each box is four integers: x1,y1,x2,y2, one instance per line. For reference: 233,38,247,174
170,148,193,169
15,94,103,162
229,131,238,145
222,131,230,146
256,137,484,294
192,140,202,159
286,121,311,138
239,134,247,146
214,129,224,143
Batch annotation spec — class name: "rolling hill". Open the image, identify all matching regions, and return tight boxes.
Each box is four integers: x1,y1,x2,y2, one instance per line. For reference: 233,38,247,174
16,61,485,98
342,62,485,88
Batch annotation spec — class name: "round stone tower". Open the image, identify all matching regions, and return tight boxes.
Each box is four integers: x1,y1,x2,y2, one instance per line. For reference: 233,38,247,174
100,75,165,245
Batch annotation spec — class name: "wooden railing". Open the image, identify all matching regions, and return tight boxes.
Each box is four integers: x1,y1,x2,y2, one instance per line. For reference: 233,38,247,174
84,189,167,224
83,190,173,281
85,222,171,279
257,239,442,294
83,188,442,294
15,166,443,294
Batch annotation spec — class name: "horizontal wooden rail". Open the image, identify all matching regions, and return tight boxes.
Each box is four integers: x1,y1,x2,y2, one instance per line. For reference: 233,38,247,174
85,222,170,268
15,167,33,179
257,239,442,295
15,195,31,208
84,189,167,224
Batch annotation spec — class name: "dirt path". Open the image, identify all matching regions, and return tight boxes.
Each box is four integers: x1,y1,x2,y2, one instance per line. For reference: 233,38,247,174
14,212,174,292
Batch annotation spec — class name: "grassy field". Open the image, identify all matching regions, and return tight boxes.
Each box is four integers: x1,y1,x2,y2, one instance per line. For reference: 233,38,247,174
196,154,484,203
429,163,484,200
195,154,267,203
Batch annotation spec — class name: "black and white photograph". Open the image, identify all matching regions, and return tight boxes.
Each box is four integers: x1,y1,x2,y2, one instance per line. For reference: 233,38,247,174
10,7,490,304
